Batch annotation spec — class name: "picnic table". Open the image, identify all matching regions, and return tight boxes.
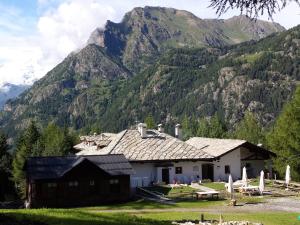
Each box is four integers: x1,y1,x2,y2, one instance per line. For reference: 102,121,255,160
239,185,259,196
195,191,219,199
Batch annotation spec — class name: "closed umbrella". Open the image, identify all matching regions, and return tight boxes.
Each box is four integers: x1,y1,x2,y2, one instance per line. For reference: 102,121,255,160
227,174,234,199
259,170,264,195
285,165,291,189
242,167,248,187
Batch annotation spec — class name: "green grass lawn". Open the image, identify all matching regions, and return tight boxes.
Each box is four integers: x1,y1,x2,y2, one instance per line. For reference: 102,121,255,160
81,198,226,210
144,185,196,196
2,208,299,225
0,209,170,225
200,182,226,191
135,211,300,225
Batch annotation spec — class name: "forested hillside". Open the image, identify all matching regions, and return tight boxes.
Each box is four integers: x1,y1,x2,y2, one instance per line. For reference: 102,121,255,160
0,7,297,139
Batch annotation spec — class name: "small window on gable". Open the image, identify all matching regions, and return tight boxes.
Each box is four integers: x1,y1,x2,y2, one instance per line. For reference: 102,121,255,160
193,166,199,172
109,179,119,184
68,181,79,187
47,183,57,188
225,165,230,174
175,167,182,174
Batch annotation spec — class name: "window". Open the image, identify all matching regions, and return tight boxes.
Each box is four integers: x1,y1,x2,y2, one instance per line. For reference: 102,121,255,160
90,180,95,186
225,165,230,174
193,166,199,172
68,181,79,187
109,179,120,193
175,167,182,174
47,183,57,188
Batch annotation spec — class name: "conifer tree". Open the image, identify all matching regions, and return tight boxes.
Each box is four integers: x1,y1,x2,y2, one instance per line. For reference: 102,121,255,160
12,121,40,198
232,111,264,144
197,118,210,137
0,131,11,201
267,86,300,181
145,114,155,129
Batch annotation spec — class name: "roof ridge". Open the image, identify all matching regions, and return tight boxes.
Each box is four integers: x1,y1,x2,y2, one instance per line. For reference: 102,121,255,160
108,129,128,153
188,136,246,142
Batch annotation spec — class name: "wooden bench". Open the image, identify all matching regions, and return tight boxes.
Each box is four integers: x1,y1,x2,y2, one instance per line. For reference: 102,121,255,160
195,191,219,199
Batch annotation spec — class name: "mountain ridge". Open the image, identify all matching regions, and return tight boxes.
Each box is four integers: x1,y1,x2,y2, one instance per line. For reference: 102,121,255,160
87,6,285,72
1,6,295,139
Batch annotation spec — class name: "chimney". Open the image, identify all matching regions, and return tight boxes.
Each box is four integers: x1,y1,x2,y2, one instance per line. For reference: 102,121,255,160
175,124,182,140
158,124,164,133
138,123,147,138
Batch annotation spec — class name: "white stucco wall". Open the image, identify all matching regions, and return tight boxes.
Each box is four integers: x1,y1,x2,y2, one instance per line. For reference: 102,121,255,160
170,161,204,183
130,161,207,187
213,149,241,181
130,163,156,187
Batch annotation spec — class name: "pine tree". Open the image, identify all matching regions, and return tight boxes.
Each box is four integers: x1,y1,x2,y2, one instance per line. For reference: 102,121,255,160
145,114,155,129
196,114,226,138
232,111,265,144
0,132,9,171
182,115,193,140
209,114,226,138
266,87,300,181
12,121,40,198
0,131,11,201
197,118,210,137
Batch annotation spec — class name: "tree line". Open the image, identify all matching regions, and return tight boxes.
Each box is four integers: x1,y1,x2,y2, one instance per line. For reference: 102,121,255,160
0,122,78,199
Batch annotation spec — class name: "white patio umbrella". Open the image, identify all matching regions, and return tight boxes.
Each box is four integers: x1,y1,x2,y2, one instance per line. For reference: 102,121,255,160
285,165,291,189
242,167,248,187
259,170,265,195
227,174,234,199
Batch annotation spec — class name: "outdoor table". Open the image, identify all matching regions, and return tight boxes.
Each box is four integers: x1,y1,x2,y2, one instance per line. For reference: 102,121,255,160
239,185,259,196
195,191,219,199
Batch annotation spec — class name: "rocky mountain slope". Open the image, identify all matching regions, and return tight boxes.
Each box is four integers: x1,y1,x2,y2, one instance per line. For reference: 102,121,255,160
0,83,29,110
1,7,295,137
88,7,285,72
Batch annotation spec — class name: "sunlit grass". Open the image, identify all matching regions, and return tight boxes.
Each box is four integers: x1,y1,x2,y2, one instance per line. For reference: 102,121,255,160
134,211,300,225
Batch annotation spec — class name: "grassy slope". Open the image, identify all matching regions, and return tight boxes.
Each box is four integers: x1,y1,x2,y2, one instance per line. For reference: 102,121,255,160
0,209,169,225
1,209,298,225
80,198,225,210
135,212,300,225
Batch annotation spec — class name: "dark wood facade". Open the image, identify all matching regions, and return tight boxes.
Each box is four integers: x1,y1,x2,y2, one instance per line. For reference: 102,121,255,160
25,155,133,208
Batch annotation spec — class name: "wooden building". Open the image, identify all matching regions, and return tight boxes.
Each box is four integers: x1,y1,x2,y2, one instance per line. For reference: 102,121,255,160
24,154,134,208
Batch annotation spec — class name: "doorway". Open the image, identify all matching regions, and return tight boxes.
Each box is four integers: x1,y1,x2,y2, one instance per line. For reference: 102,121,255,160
161,168,170,184
202,164,214,181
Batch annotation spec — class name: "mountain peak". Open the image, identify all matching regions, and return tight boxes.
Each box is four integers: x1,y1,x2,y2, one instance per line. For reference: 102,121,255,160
87,6,285,72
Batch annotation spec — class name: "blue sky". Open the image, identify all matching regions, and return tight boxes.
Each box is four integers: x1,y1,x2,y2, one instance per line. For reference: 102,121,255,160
0,0,299,86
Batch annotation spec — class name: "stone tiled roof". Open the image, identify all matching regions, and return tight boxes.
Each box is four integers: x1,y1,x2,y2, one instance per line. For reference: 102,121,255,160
77,129,213,161
25,154,134,180
186,137,247,157
74,131,126,155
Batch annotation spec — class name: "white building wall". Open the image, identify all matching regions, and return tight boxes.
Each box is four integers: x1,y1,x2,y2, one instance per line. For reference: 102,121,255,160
130,163,156,188
130,161,207,187
171,161,204,184
213,149,241,181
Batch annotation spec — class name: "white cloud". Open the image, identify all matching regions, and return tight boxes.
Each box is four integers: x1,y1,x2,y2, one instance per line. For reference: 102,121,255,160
0,0,116,86
0,0,299,87
37,0,116,67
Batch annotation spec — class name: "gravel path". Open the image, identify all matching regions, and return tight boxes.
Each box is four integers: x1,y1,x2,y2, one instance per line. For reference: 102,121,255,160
91,198,300,213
